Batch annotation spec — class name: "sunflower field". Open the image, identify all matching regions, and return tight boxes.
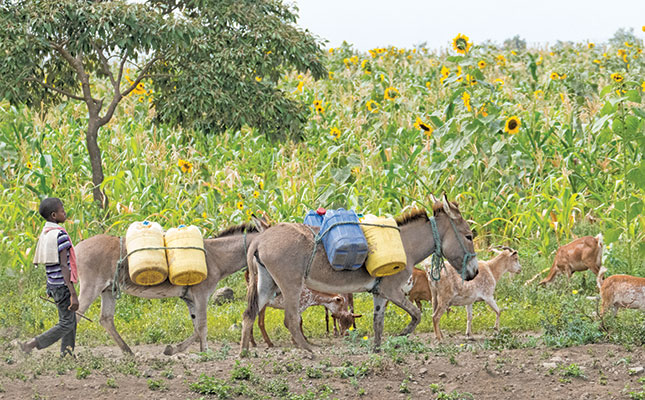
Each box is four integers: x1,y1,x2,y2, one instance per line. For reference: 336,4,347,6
0,31,644,346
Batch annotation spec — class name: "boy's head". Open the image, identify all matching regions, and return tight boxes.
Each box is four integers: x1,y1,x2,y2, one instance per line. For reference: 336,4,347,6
38,197,66,223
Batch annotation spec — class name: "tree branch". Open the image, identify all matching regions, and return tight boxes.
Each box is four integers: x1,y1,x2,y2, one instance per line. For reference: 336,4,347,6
50,41,99,113
92,42,117,89
27,78,86,101
98,55,161,126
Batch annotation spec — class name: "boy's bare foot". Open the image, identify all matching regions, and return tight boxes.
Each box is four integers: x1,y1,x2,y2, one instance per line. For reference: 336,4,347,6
19,339,37,354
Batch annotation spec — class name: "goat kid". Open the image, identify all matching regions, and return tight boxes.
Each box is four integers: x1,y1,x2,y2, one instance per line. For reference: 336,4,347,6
537,234,603,287
597,266,645,316
325,293,356,335
245,271,360,347
425,248,521,340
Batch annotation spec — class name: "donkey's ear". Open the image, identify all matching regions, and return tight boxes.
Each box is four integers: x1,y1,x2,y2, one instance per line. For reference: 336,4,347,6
442,193,459,219
251,214,270,232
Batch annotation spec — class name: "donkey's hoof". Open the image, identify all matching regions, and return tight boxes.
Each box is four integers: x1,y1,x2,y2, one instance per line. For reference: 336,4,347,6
163,345,174,356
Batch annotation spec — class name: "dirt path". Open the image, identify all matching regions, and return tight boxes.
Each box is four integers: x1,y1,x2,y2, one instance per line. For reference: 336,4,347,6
1,334,643,399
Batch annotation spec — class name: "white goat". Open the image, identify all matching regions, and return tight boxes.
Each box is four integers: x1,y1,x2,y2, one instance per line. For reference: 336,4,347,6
424,248,521,340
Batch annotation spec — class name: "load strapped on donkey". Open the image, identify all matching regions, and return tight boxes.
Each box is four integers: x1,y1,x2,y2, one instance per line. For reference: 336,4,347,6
125,221,208,287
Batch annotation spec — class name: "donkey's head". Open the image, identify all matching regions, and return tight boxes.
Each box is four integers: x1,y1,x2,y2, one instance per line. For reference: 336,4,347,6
431,194,478,281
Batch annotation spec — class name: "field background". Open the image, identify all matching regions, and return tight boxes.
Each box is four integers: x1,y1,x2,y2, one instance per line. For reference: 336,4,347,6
0,31,644,351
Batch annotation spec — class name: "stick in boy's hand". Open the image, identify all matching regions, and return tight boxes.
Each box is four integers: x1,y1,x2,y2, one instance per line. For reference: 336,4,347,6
39,295,93,323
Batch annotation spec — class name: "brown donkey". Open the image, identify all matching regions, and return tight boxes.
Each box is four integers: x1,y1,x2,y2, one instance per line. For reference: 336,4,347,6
75,221,267,355
240,195,479,355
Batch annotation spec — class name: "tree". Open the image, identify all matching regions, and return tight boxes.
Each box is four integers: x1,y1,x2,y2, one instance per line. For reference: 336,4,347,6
0,0,326,206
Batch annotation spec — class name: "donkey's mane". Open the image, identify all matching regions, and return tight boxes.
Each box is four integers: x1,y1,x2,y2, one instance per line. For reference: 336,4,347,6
395,209,429,226
213,222,258,238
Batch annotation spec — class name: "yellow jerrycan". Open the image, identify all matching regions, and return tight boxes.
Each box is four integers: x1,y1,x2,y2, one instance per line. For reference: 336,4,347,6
165,225,207,286
125,221,168,286
361,215,407,277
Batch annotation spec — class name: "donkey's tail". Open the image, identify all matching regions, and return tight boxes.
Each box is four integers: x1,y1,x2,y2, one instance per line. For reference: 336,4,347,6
243,241,261,322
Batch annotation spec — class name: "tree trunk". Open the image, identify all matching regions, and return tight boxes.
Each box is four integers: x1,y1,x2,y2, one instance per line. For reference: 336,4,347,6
86,118,107,208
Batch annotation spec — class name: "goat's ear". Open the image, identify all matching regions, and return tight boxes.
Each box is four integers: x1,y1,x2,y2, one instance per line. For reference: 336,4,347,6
334,297,343,303
512,250,518,257
352,313,363,318
430,193,440,205
442,193,458,220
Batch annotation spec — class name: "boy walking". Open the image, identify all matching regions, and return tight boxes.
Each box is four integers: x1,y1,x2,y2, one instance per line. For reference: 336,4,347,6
21,197,79,357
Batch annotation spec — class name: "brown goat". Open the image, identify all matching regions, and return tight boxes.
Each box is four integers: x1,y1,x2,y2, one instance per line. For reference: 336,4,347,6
401,268,432,312
538,234,603,287
597,267,645,316
426,248,522,340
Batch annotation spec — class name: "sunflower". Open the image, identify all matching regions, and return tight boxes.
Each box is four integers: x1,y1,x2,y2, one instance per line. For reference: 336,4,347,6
177,159,193,174
236,201,244,210
294,80,304,93
252,190,260,198
478,104,488,117
504,116,521,135
414,117,433,135
384,87,399,101
496,55,506,66
452,33,472,54
255,76,262,82
550,72,560,80
536,55,543,65
462,92,472,112
610,73,624,83
366,100,380,113
330,127,341,140
259,181,264,190
328,71,334,80
642,81,645,92
533,90,544,99
466,74,477,86
588,43,595,49
477,60,486,69
425,81,431,90
494,78,504,86
26,161,33,169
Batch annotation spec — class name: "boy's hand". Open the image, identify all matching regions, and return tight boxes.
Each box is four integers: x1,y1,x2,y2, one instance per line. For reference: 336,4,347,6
69,294,79,312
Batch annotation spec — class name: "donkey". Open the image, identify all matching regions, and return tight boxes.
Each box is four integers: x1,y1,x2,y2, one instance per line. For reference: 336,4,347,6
240,194,479,355
75,221,267,355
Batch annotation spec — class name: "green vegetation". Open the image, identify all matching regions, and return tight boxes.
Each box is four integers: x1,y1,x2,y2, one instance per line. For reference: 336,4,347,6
0,26,643,351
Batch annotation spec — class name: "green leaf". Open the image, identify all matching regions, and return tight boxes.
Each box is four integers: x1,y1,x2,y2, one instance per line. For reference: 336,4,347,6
626,90,641,103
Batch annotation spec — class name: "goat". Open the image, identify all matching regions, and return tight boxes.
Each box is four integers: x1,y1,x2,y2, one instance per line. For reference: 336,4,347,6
401,268,432,312
425,248,522,340
325,293,356,335
537,234,603,287
597,266,645,316
244,270,360,347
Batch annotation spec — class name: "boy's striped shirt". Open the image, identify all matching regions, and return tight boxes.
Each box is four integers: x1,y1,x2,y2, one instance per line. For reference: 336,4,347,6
45,230,72,287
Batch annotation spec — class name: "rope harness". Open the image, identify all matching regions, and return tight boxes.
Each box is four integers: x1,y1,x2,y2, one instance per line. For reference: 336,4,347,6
112,237,207,299
428,216,477,281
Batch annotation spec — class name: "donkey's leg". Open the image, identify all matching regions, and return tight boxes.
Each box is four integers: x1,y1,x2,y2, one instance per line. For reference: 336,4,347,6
241,264,278,353
76,278,107,323
281,291,313,353
372,295,388,351
99,290,133,355
164,292,209,356
384,290,421,336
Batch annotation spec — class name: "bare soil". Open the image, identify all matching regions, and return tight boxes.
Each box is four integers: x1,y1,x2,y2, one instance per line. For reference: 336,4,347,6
1,333,643,400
